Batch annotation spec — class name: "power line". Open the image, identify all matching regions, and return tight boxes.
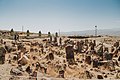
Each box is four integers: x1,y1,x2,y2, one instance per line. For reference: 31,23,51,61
22,26,24,32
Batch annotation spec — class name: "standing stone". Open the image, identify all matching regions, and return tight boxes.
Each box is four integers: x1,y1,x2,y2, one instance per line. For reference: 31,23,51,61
5,44,12,53
89,40,93,47
113,48,119,56
17,34,19,41
59,37,62,45
90,44,95,50
27,30,30,36
30,70,37,80
65,44,74,64
116,70,120,79
85,71,92,79
54,37,57,43
17,43,24,50
14,33,19,42
39,31,41,37
41,47,44,54
111,46,114,52
93,58,99,68
114,41,119,48
48,32,51,37
10,28,14,36
85,39,88,46
103,51,112,60
77,41,82,53
55,32,58,37
118,56,120,61
36,62,40,70
50,35,52,42
59,70,64,78
0,46,6,64
26,66,32,74
97,45,103,57
104,47,108,52
89,40,95,50
108,61,115,71
14,34,17,42
18,55,29,65
49,53,54,60
93,40,96,47
85,56,91,65
0,39,3,44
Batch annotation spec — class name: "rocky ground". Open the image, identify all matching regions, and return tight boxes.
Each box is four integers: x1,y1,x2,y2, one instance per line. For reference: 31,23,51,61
0,33,120,80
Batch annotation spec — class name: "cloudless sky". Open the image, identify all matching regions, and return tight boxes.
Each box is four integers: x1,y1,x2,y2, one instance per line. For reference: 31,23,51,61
0,0,120,33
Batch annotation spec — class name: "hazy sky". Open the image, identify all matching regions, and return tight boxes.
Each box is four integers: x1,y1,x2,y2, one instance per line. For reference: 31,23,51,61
0,0,120,33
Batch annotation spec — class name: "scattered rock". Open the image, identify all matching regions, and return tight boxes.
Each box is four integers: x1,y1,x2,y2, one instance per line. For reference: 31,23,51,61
10,68,23,76
97,75,103,79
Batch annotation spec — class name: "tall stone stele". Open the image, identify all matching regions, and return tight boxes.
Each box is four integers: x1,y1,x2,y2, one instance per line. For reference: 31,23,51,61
55,32,58,37
48,32,51,37
0,46,6,64
27,30,30,36
39,31,41,37
10,28,14,36
65,44,75,64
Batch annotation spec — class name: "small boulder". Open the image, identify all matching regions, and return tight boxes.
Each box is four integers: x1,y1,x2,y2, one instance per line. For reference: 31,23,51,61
97,75,103,79
10,68,23,76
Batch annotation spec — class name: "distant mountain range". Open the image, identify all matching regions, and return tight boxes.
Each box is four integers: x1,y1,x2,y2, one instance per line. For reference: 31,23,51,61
61,28,120,36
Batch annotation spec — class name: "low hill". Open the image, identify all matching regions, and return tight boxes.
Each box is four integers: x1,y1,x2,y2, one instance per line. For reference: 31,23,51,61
61,28,120,36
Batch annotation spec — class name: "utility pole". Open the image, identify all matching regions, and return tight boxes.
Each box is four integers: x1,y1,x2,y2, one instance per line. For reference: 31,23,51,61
59,29,60,37
22,26,24,32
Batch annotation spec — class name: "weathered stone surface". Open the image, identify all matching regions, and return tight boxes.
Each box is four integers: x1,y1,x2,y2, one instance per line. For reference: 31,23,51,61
10,68,23,76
